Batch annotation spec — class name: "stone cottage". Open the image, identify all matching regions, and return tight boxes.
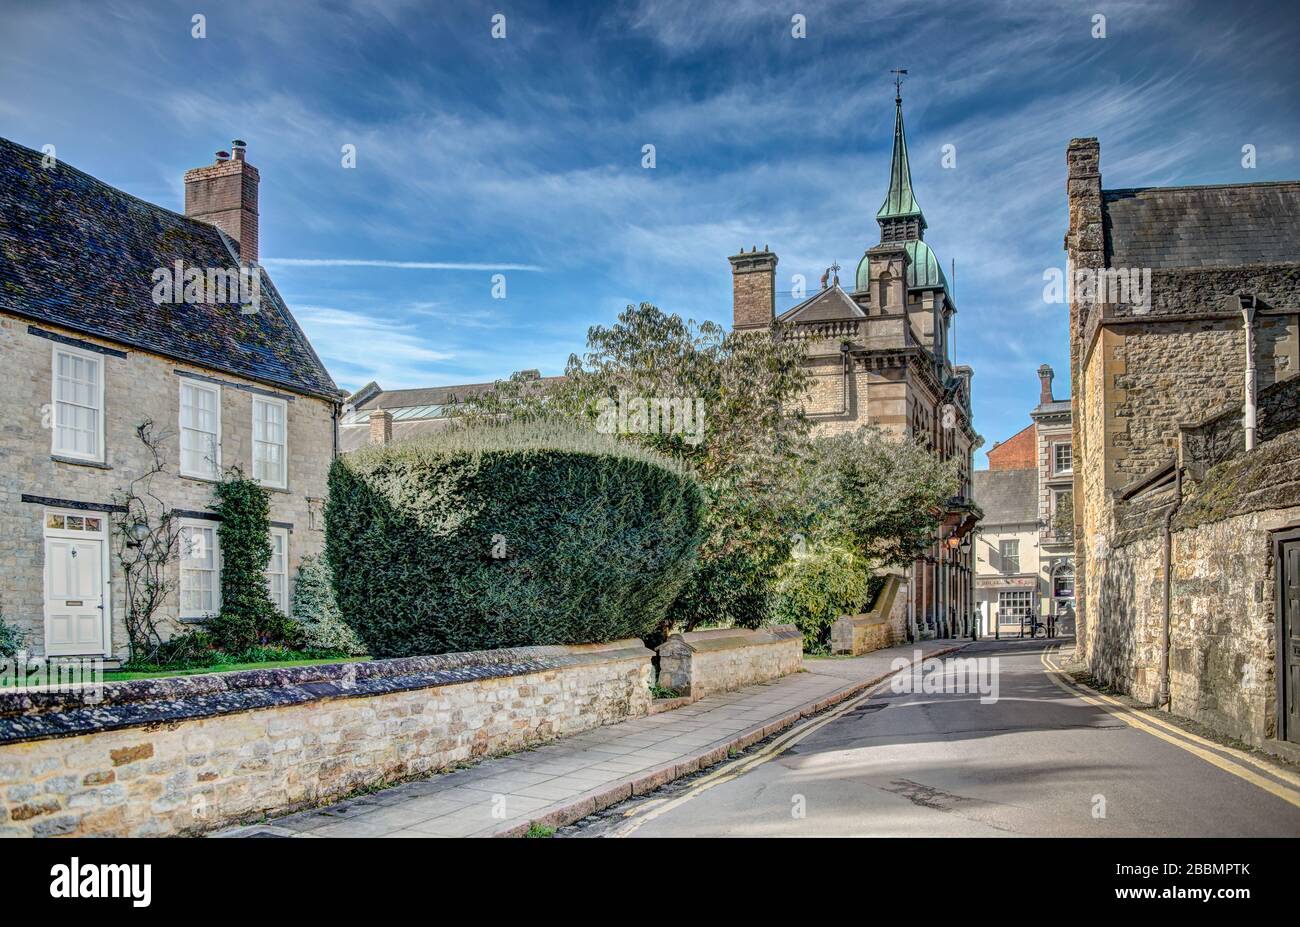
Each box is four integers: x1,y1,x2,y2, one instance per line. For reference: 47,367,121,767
728,91,981,642
0,137,340,663
1064,136,1300,749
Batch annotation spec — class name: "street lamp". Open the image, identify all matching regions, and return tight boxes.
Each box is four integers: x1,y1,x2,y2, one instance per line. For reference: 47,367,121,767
127,520,149,548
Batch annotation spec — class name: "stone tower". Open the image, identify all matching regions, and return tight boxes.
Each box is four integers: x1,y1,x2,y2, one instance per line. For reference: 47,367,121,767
727,90,981,643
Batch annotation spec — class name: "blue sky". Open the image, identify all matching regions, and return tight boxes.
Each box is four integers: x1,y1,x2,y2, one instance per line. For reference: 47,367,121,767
3,0,1298,464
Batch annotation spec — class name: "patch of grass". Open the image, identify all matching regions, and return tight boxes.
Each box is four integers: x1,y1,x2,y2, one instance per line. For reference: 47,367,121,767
525,823,556,838
650,684,681,700
101,655,370,682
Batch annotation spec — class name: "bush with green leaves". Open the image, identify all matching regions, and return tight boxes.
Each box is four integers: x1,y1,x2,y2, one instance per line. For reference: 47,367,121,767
122,632,348,673
206,469,303,651
0,602,26,659
326,420,706,658
291,555,366,654
771,544,871,653
804,427,961,568
458,303,813,634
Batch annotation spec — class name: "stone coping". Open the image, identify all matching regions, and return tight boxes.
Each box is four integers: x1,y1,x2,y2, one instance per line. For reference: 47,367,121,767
0,638,651,746
835,612,890,627
659,624,801,654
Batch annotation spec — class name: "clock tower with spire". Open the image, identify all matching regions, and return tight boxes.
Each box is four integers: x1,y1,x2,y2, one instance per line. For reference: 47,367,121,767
727,81,981,642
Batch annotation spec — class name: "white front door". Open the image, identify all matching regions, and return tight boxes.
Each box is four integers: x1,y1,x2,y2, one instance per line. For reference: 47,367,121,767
43,510,109,656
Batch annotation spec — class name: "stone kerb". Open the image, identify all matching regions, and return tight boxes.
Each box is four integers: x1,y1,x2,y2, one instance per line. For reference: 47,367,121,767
655,624,803,699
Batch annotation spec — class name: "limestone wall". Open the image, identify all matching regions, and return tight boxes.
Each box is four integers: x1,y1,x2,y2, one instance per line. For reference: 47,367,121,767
832,574,902,655
0,312,335,659
1090,505,1298,746
656,625,803,699
0,639,652,837
830,614,892,656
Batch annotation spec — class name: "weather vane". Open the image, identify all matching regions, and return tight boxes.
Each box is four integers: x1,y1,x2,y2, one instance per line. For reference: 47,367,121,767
891,67,908,100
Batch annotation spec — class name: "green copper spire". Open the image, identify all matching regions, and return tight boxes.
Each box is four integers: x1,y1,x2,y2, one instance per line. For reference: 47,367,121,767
876,93,923,222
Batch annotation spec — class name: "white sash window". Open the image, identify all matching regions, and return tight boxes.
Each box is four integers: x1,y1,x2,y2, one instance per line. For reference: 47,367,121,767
178,520,221,619
52,346,104,461
252,396,287,488
179,380,221,478
266,527,289,614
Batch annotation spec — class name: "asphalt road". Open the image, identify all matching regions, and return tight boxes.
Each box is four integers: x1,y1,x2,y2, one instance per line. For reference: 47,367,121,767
566,638,1300,837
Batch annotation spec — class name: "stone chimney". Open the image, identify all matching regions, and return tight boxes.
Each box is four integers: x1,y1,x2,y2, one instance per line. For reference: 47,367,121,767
729,246,778,331
1038,364,1055,404
368,409,392,446
1065,138,1103,274
185,139,260,264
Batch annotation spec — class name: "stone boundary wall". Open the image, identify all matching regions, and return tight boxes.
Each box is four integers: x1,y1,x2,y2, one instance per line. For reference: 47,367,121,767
1180,375,1300,480
0,639,652,837
831,574,902,656
830,614,893,657
1091,504,1300,747
655,625,803,700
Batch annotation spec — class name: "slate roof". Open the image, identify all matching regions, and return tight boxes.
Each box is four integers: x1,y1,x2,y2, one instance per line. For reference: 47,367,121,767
0,136,338,401
972,468,1038,526
338,417,459,453
340,374,566,452
777,285,864,322
1103,181,1300,269
352,377,564,411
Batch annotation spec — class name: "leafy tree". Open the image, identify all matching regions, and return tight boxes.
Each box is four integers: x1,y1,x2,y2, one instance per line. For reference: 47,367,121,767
771,543,871,653
459,305,963,639
805,427,961,568
459,303,813,634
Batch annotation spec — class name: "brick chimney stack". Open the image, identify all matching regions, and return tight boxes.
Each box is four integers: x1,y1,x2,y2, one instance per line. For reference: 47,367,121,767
729,246,778,331
369,409,392,446
1038,364,1055,404
185,139,260,264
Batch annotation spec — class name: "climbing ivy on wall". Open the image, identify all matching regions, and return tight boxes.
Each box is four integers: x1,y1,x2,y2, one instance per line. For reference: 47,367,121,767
208,468,302,651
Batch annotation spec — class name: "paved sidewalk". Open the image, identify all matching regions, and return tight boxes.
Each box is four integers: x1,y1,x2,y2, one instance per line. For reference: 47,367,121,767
219,638,968,838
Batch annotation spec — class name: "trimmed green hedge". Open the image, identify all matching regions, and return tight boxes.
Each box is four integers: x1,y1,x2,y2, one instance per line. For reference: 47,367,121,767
326,421,706,658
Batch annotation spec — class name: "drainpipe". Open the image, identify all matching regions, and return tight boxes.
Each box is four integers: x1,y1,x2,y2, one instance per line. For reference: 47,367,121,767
909,564,920,644
1239,293,1258,451
1157,465,1183,709
331,399,340,459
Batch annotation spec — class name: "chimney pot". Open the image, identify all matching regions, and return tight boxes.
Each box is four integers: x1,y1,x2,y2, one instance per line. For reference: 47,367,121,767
185,140,260,264
1038,364,1055,404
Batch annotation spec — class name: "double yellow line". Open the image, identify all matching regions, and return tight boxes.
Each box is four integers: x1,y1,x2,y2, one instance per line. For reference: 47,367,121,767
1041,645,1300,809
611,671,905,836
